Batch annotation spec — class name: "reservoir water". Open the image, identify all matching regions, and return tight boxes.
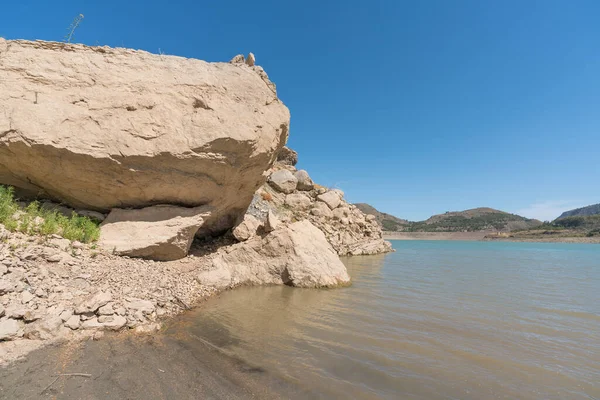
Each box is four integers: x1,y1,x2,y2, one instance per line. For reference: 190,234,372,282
179,240,600,399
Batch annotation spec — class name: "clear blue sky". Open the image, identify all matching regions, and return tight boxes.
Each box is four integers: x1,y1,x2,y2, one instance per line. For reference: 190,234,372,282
2,1,599,221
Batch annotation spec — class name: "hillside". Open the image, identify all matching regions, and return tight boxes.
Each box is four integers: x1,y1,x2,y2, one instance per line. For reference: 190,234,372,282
354,203,410,231
557,203,600,219
408,208,542,232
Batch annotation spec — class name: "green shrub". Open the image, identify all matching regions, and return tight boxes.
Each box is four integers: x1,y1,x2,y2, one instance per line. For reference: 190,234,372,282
0,185,100,243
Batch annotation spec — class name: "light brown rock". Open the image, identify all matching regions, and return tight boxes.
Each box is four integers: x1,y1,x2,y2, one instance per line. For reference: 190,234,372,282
64,315,81,330
317,190,343,210
246,52,256,66
294,170,314,191
0,319,23,341
75,291,112,314
0,39,290,237
232,214,261,242
206,220,350,289
268,170,298,194
264,210,279,233
285,193,312,210
99,205,212,260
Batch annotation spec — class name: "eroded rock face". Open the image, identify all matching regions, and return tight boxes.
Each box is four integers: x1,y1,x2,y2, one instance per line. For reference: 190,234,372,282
0,39,290,237
99,205,212,261
198,221,350,289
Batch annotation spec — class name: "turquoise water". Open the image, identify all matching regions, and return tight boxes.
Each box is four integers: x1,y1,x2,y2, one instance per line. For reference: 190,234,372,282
180,240,600,399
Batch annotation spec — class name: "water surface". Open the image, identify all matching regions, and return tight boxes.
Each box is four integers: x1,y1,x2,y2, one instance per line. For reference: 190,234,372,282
181,240,600,399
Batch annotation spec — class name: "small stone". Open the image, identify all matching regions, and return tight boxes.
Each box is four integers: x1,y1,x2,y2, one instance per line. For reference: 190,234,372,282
7,307,27,319
0,279,14,294
75,291,112,314
64,315,81,330
34,287,47,298
21,291,34,304
115,306,127,316
229,54,245,63
232,214,261,242
92,331,104,340
246,52,256,67
285,193,312,210
23,310,41,322
59,309,73,322
0,319,23,341
294,170,314,191
126,299,155,315
97,303,114,316
0,264,7,275
317,190,344,210
264,210,280,233
45,252,63,263
268,170,298,194
101,315,127,331
81,317,102,330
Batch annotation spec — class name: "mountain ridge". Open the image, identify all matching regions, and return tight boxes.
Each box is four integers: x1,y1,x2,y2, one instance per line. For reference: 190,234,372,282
355,204,542,232
557,203,600,219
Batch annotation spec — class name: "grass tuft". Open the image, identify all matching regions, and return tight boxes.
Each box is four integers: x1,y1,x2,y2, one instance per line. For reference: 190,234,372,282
0,185,100,243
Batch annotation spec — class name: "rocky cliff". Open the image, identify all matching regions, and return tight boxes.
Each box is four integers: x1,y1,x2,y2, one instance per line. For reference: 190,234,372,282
0,39,290,258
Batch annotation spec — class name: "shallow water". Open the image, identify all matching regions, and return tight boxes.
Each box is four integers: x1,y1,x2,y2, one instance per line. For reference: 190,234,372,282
181,240,600,399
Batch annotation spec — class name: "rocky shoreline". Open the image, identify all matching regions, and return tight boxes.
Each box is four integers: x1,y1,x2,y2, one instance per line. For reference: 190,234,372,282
0,39,392,365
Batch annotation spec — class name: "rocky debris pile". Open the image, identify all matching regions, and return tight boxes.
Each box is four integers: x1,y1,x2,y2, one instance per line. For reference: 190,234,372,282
0,224,219,364
0,39,290,260
237,162,393,256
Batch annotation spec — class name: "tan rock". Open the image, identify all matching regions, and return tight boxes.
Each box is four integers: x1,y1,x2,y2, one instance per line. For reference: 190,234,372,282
64,315,81,330
317,190,343,210
294,170,314,191
246,52,256,67
268,170,298,194
99,205,212,260
207,220,350,289
0,39,290,237
232,214,261,242
74,291,112,314
264,210,279,233
276,146,298,166
0,319,23,341
285,193,312,210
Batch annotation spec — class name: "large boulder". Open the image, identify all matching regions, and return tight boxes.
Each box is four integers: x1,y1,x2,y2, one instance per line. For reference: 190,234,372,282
0,39,290,237
99,205,212,260
198,220,350,289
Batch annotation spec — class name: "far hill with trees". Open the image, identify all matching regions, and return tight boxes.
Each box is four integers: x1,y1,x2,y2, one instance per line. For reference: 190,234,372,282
557,203,600,219
354,203,409,231
354,205,542,233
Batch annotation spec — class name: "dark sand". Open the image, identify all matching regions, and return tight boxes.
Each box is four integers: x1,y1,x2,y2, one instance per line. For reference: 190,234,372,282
0,326,308,400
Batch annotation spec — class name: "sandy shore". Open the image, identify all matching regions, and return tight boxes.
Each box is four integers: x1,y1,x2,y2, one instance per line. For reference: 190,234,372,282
0,320,309,400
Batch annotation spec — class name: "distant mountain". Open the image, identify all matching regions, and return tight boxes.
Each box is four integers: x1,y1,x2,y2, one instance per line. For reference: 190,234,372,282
354,204,541,233
557,203,600,219
354,203,409,231
408,207,542,233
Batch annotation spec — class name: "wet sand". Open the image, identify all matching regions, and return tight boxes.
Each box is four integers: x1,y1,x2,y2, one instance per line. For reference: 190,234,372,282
0,328,308,400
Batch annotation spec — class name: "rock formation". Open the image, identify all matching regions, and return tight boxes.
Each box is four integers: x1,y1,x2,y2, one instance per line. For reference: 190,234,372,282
0,39,290,258
237,159,393,256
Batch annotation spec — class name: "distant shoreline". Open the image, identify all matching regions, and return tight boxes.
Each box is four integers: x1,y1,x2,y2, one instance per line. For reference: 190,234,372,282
383,231,600,244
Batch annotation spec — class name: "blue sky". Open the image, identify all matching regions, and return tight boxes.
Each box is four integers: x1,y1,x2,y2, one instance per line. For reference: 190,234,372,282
2,1,599,221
